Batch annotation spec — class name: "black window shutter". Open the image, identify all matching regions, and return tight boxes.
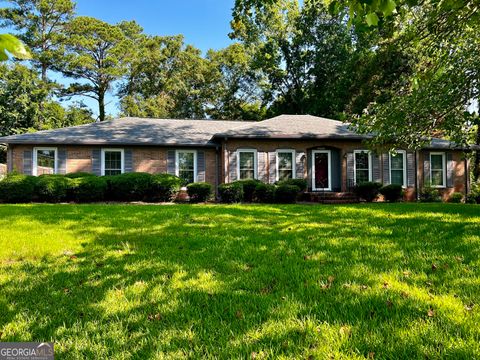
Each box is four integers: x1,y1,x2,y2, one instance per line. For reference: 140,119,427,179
58,148,67,175
124,149,133,173
197,151,205,182
92,149,101,175
23,150,33,175
446,153,454,188
371,153,381,183
346,152,354,187
383,153,390,185
167,150,176,175
407,151,415,187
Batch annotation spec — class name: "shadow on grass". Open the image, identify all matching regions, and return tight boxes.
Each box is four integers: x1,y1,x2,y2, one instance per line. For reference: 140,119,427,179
0,203,479,358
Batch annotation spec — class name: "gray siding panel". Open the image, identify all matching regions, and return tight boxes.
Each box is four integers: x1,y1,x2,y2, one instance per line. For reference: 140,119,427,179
124,149,133,173
446,152,454,188
268,152,276,183
407,151,415,187
346,152,354,187
423,151,430,186
92,149,101,176
167,150,176,175
296,151,305,179
383,153,390,185
372,153,381,183
58,148,67,175
197,151,205,182
229,151,237,182
23,150,32,175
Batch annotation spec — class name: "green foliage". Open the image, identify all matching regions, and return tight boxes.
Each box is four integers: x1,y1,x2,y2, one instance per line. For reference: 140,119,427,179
465,182,480,204
65,172,97,179
106,173,152,202
254,182,276,203
0,173,37,203
218,182,244,203
354,182,382,202
379,184,403,202
274,184,300,203
147,174,182,202
35,174,71,203
68,176,107,203
449,192,463,204
186,182,213,203
0,34,31,61
419,186,442,203
277,178,307,192
234,179,262,202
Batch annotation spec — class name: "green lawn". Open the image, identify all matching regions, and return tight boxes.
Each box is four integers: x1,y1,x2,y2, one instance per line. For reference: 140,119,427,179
0,204,479,359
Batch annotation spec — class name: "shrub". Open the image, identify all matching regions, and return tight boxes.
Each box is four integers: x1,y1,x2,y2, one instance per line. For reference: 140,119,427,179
35,175,71,203
449,192,463,203
379,184,403,202
254,183,276,203
187,182,212,203
419,186,442,202
219,182,244,203
234,179,262,202
147,174,182,202
106,173,152,202
277,178,307,192
275,184,300,203
354,182,382,202
68,176,107,203
0,173,37,203
466,183,480,204
65,172,96,179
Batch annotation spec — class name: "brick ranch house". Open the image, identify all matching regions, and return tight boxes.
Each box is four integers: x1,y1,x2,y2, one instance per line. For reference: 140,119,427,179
0,114,473,201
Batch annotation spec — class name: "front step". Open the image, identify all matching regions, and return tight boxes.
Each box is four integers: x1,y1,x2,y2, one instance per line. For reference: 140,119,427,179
301,192,360,204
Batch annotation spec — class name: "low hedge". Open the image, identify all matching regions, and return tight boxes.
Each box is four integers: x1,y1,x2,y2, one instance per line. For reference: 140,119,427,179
254,183,276,203
65,172,97,179
234,179,262,202
219,182,244,203
419,186,442,202
275,184,300,203
35,175,71,203
354,182,382,202
0,173,38,203
449,192,463,203
277,178,307,192
379,184,403,202
148,174,182,202
106,172,153,202
187,182,212,203
68,176,108,203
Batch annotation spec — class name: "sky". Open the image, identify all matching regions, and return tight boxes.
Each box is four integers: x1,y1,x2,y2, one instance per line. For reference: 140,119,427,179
3,0,236,118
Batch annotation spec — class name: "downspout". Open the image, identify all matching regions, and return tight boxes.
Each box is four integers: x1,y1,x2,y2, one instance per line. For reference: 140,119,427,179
465,155,469,197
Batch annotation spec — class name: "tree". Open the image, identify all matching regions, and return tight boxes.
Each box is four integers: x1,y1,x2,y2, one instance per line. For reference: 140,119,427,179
0,0,75,81
59,17,143,121
120,35,213,119
0,33,31,60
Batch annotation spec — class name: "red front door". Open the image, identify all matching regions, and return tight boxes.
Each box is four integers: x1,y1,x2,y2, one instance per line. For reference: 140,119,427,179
313,151,330,190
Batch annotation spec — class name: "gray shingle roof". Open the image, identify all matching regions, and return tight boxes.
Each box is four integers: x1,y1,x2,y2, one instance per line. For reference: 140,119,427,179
0,117,255,146
0,114,470,150
214,114,367,140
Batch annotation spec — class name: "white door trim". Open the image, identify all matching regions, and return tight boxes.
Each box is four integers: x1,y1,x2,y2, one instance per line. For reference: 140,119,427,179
312,150,332,191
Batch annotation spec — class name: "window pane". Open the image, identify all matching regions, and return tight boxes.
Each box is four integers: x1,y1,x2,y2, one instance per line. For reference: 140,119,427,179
391,153,404,170
355,170,370,184
178,152,195,185
278,170,293,181
431,154,443,170
104,151,122,175
431,170,444,186
355,152,369,170
37,150,55,175
391,169,404,185
240,152,254,169
278,152,293,180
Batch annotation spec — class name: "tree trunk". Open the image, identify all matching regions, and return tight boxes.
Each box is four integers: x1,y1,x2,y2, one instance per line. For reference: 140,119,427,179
98,91,105,122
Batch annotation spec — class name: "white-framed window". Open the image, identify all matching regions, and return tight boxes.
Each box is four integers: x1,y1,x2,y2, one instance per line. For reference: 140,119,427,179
33,147,57,176
237,149,257,180
176,150,197,185
390,150,407,187
430,152,446,188
276,149,296,181
353,150,372,185
101,148,124,176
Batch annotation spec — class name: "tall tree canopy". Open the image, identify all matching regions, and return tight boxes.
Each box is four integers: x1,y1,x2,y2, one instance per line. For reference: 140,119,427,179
59,16,142,121
0,0,75,80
